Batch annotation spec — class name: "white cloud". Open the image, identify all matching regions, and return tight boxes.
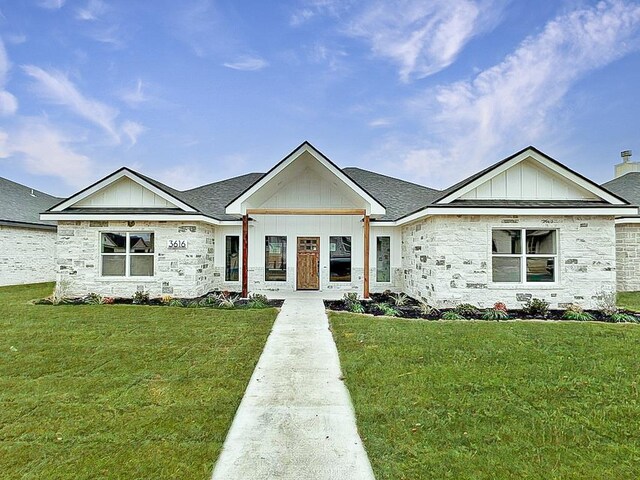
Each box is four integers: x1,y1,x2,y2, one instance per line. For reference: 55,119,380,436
290,0,353,26
346,0,506,82
223,55,269,71
0,40,18,116
22,65,145,145
120,120,145,146
0,121,93,188
120,78,148,106
388,0,640,186
76,0,107,21
37,0,65,10
368,118,392,127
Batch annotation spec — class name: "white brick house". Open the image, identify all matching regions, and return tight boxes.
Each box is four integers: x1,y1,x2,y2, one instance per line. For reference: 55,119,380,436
40,142,639,308
0,178,60,286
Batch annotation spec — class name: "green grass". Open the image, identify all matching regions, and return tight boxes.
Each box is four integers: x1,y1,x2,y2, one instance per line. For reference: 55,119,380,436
330,313,640,480
0,283,277,480
618,291,640,312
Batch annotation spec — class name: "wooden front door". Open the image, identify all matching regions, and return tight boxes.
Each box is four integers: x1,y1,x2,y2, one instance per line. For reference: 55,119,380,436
297,237,320,290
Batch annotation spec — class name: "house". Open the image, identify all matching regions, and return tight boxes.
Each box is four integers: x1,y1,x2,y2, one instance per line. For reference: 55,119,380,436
40,142,639,308
0,177,60,286
602,150,640,292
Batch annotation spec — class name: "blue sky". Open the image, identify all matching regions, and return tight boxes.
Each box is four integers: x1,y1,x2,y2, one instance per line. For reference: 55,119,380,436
0,0,639,196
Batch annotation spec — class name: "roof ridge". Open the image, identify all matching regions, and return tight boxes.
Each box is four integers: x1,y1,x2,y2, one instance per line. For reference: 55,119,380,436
0,176,62,199
183,172,265,192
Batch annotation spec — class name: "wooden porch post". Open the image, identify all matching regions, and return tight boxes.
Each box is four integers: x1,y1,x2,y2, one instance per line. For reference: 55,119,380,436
363,214,370,299
242,214,248,298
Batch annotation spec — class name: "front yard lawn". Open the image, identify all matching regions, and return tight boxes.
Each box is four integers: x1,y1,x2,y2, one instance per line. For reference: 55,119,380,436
331,313,640,480
618,291,640,312
0,283,277,479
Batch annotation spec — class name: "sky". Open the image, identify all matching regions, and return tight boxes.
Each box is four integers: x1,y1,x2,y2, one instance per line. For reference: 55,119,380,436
0,0,639,197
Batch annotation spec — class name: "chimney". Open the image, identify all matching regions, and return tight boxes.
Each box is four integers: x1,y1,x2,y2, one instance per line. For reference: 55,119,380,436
614,150,640,178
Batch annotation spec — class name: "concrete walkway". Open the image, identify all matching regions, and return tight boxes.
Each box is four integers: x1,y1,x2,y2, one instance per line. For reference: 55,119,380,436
211,298,375,480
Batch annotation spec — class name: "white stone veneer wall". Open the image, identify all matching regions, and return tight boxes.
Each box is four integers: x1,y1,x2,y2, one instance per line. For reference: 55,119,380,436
56,221,216,298
0,225,56,286
615,223,640,292
401,215,617,309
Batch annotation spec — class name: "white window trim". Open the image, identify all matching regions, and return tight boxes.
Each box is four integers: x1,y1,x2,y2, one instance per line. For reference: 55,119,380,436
100,231,156,279
328,235,353,283
490,227,559,286
224,234,241,283
264,235,288,282
375,235,392,283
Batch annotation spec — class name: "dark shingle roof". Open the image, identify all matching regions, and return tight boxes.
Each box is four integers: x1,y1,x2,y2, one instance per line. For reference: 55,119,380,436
181,173,266,221
342,168,441,221
0,177,61,229
602,172,640,206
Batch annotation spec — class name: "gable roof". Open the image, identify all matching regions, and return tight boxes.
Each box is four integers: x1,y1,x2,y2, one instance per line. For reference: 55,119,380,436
0,177,60,230
432,146,628,205
225,141,386,215
43,143,635,225
48,167,200,213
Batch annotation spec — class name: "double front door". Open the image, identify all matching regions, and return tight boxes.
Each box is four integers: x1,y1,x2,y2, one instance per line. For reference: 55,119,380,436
297,237,320,290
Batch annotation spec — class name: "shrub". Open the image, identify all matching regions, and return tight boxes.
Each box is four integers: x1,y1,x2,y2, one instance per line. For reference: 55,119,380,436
493,302,508,312
523,298,549,317
103,297,115,304
453,303,480,318
247,293,269,309
84,292,103,305
609,312,639,323
160,295,173,305
132,291,150,305
389,293,409,306
418,301,439,317
375,302,399,317
594,291,618,316
168,299,184,307
442,311,466,321
218,295,240,309
199,294,220,307
343,293,364,313
483,308,509,321
562,304,595,322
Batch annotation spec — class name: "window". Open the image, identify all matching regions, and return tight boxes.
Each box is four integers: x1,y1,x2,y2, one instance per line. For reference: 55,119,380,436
330,236,351,282
491,229,557,283
376,236,391,282
101,232,154,277
225,236,239,282
265,236,287,281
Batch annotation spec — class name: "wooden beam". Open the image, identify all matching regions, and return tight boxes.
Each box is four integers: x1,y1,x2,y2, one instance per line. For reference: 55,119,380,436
246,208,366,216
363,214,370,299
242,214,248,298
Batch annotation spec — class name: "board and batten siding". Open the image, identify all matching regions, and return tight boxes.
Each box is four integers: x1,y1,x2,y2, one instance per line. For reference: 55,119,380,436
460,160,599,200
214,219,402,294
75,177,177,208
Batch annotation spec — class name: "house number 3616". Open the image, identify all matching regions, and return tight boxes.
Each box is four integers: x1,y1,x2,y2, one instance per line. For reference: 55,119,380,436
167,240,188,249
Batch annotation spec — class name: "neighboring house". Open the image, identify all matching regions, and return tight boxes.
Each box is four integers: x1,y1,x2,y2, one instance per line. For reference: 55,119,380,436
41,142,638,308
0,177,60,286
602,151,640,292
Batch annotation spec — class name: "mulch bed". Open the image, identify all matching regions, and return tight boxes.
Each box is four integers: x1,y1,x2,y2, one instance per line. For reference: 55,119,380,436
324,292,640,322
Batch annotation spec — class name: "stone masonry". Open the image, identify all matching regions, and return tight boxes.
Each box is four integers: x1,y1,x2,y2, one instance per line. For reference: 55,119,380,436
401,215,617,309
615,223,640,292
0,225,56,286
56,220,216,298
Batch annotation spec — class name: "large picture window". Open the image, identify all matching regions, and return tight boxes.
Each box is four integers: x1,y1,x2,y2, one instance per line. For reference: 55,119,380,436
265,236,287,281
225,236,239,282
330,236,351,282
491,229,557,283
376,236,391,282
101,232,154,277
